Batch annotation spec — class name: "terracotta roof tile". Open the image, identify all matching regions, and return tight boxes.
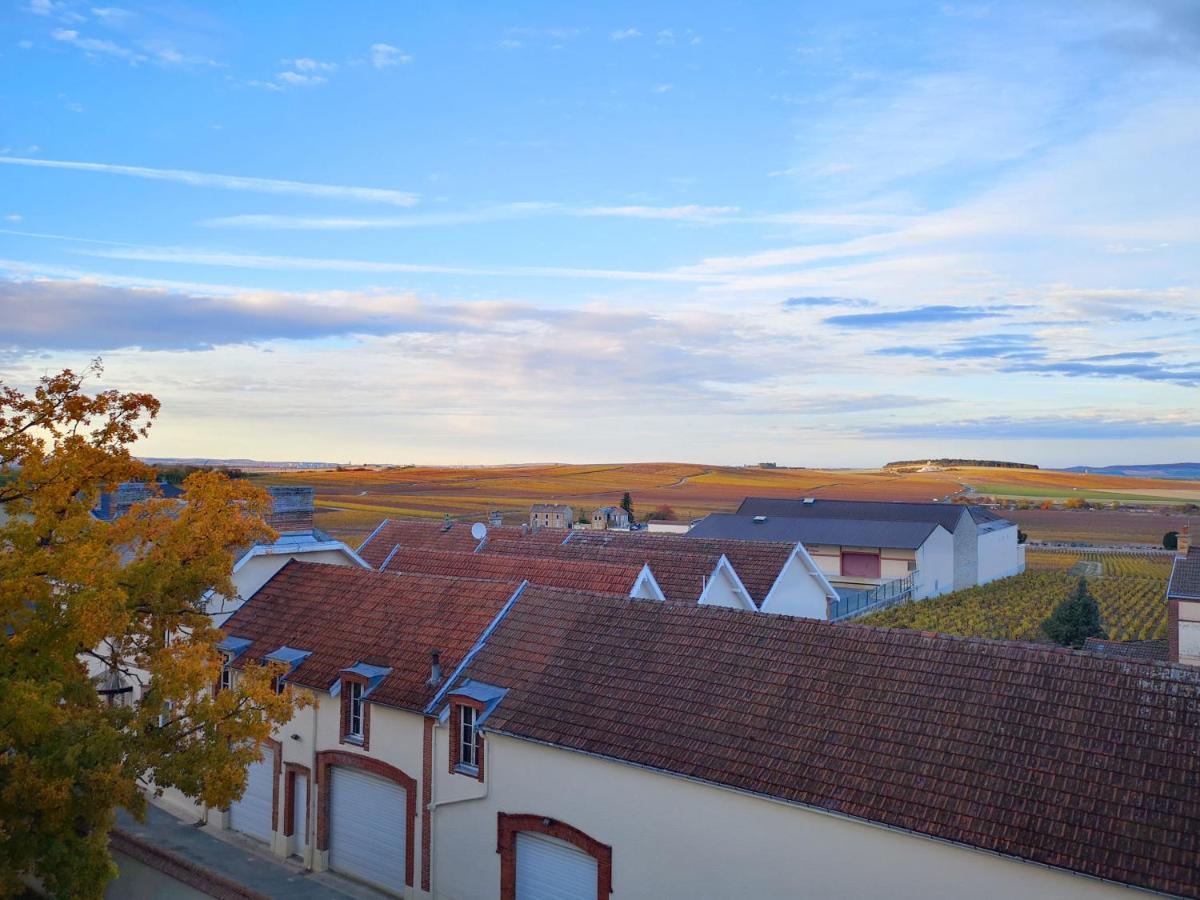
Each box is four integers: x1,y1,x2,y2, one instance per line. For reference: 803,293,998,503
357,519,567,567
222,561,519,711
381,546,643,596
461,588,1200,898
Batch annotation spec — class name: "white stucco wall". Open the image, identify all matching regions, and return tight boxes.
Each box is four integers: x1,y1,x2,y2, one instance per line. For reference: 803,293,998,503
976,525,1024,585
913,526,955,599
697,563,751,609
433,734,1142,900
1178,599,1200,665
761,552,830,619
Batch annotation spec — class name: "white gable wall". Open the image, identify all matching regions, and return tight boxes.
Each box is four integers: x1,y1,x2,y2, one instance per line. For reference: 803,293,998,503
697,561,754,610
913,526,955,600
977,525,1025,584
761,549,835,619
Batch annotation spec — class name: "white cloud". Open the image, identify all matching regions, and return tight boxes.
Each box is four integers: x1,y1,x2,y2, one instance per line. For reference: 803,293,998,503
52,27,141,61
18,39,34,49
0,156,420,206
4,214,22,223
90,7,130,20
652,83,673,93
27,0,85,22
290,57,337,72
275,70,326,87
611,28,642,40
370,43,411,68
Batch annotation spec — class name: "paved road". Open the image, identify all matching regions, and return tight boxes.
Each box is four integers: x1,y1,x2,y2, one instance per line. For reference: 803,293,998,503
114,804,391,899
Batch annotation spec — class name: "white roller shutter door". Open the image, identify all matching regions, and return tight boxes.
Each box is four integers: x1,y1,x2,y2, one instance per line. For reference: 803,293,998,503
229,747,275,843
515,832,598,900
328,766,407,894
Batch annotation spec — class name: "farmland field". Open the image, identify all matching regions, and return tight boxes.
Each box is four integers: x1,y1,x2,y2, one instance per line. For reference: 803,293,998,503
861,550,1172,642
250,462,1200,548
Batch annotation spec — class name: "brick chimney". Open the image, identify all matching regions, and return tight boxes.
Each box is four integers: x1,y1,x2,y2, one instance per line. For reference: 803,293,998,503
266,486,314,533
1179,521,1191,558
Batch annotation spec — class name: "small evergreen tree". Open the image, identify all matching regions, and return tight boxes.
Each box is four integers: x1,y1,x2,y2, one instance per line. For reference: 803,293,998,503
620,491,634,521
1041,577,1107,648
1164,531,1179,551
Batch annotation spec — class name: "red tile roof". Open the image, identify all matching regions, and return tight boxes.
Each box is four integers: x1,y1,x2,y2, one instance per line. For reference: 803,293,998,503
566,530,797,603
461,588,1200,897
357,519,568,568
381,546,644,596
221,561,520,711
480,537,722,604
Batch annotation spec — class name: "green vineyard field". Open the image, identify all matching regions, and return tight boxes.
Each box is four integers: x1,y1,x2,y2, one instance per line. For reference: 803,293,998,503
861,552,1170,642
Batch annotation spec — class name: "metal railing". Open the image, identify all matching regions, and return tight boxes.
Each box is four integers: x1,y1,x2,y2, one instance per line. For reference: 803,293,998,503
828,573,915,622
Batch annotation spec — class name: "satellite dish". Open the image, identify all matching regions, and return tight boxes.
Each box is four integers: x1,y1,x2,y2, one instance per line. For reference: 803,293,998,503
470,522,487,541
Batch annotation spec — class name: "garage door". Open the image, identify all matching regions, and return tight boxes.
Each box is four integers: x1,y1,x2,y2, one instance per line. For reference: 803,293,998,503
515,832,598,900
328,767,407,894
229,747,275,843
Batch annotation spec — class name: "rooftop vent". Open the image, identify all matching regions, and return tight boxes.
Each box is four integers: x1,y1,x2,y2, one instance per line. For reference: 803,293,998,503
753,515,767,524
428,649,443,687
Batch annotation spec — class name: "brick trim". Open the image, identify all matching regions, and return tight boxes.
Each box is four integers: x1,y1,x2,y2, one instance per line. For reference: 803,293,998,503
315,750,418,889
421,716,434,893
267,737,283,833
447,695,486,781
497,813,612,899
282,763,311,841
339,674,371,751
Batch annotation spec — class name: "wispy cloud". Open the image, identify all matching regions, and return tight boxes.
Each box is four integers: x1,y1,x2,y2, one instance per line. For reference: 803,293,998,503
611,28,642,40
0,156,420,206
783,296,872,309
864,414,1200,441
370,43,411,68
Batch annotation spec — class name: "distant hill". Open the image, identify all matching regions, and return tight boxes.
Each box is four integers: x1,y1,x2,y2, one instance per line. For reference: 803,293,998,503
1062,463,1200,480
884,459,1038,470
141,456,342,470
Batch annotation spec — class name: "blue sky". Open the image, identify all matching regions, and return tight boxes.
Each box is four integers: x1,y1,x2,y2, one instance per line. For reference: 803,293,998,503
1,1,1198,466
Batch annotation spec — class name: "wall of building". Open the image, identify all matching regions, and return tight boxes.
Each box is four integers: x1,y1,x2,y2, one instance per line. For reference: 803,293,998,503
432,734,1139,900
914,527,955,599
697,563,750,609
951,512,978,591
1177,598,1200,665
976,526,1024,585
761,552,831,619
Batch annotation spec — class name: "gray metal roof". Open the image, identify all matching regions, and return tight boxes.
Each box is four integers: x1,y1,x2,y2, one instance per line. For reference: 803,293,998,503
737,497,971,533
1169,548,1200,600
687,513,942,549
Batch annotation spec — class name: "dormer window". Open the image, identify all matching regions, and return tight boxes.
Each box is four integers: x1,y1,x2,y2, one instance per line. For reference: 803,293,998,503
348,681,364,739
458,705,478,769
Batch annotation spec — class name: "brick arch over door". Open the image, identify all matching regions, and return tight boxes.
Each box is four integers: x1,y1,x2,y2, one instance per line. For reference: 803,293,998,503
497,812,613,899
315,750,419,888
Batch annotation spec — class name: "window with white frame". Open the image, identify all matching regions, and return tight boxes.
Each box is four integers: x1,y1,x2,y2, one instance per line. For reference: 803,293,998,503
347,681,364,739
458,704,478,768
219,655,232,691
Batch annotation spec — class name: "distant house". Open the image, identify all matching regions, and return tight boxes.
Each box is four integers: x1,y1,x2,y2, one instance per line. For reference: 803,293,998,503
92,480,183,520
529,503,573,529
1169,524,1198,665
591,505,630,530
701,498,1025,596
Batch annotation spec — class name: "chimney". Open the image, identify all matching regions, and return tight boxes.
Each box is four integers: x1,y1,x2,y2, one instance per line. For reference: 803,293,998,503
489,509,502,527
442,513,452,532
428,649,443,687
266,486,314,533
1179,521,1191,558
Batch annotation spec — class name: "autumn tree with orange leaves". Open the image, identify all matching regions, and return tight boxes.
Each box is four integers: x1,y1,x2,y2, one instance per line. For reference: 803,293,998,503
0,362,306,898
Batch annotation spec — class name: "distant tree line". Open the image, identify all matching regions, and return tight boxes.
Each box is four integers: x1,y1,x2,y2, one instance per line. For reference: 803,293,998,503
151,464,246,484
884,458,1039,470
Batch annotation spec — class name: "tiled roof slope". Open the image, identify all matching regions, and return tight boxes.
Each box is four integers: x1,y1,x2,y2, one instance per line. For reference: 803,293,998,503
687,513,940,551
380,546,643,596
1169,547,1200,600
221,561,520,711
737,497,970,533
1082,637,1170,662
462,588,1200,897
565,530,795,603
356,519,567,567
480,537,722,604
